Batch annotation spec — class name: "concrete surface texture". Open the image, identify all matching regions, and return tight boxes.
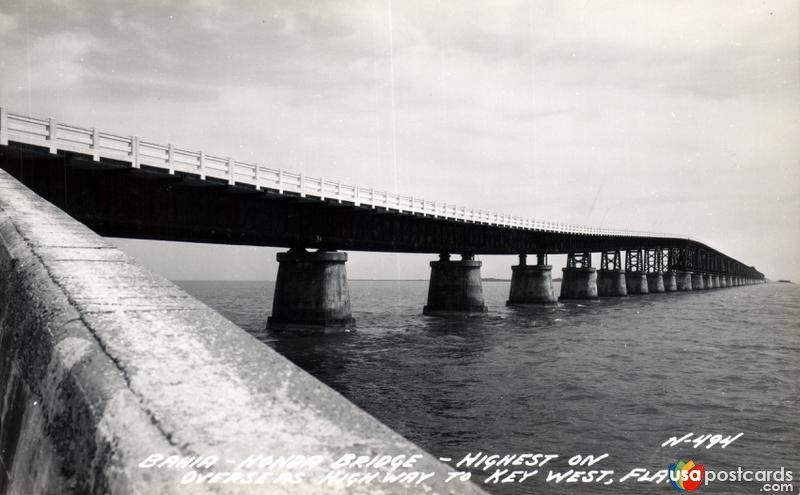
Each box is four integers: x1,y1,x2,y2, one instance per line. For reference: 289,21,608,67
506,264,556,304
691,272,706,290
423,256,488,315
597,269,627,297
267,248,355,333
625,272,649,295
646,273,665,293
663,271,678,292
676,271,693,291
559,267,598,300
0,169,485,494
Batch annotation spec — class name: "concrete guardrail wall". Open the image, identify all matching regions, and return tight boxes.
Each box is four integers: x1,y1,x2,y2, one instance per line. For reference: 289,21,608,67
0,169,484,495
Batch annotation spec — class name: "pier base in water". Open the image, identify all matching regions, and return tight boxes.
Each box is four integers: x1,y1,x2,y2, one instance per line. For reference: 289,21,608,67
507,260,556,305
559,267,598,300
424,254,487,315
663,271,678,292
646,272,665,293
626,271,649,295
691,273,705,290
705,273,715,289
597,269,627,297
267,248,355,333
676,271,693,291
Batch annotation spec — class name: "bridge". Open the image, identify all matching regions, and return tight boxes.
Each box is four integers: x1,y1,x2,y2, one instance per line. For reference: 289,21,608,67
0,108,765,332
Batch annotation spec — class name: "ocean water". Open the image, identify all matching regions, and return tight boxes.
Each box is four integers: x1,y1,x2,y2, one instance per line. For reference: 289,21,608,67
177,280,800,494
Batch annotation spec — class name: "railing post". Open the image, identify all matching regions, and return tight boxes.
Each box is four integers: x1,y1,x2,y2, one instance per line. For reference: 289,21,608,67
48,118,57,154
199,150,206,179
167,144,175,174
227,157,235,185
336,181,342,202
131,136,140,168
299,172,305,197
277,168,284,193
319,176,325,199
253,163,260,190
354,185,360,206
91,127,100,161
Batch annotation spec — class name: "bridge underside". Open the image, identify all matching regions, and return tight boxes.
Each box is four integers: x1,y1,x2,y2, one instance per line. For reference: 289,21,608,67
0,143,746,261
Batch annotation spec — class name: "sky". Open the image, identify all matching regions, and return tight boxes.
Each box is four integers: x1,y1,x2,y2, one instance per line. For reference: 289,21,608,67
0,0,798,280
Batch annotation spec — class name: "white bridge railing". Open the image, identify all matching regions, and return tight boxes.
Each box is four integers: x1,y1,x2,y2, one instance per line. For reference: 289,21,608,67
0,108,681,238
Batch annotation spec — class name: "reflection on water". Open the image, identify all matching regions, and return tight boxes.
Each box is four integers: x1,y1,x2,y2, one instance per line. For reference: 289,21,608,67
178,280,800,494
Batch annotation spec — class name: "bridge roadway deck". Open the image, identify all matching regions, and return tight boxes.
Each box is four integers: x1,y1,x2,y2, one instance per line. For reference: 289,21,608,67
0,142,761,279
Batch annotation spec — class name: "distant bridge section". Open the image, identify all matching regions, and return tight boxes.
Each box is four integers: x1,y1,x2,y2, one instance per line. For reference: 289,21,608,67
0,108,765,332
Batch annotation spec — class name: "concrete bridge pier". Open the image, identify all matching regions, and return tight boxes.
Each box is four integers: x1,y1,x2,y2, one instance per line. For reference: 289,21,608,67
626,272,649,294
663,271,678,291
424,253,488,315
597,269,627,296
676,271,693,291
507,254,557,305
720,275,728,288
646,272,665,293
691,272,706,290
705,273,715,289
624,250,648,295
267,248,355,333
560,252,598,300
597,250,627,297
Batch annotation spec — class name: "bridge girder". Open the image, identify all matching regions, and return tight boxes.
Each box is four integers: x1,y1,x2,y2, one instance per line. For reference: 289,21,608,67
0,143,764,280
